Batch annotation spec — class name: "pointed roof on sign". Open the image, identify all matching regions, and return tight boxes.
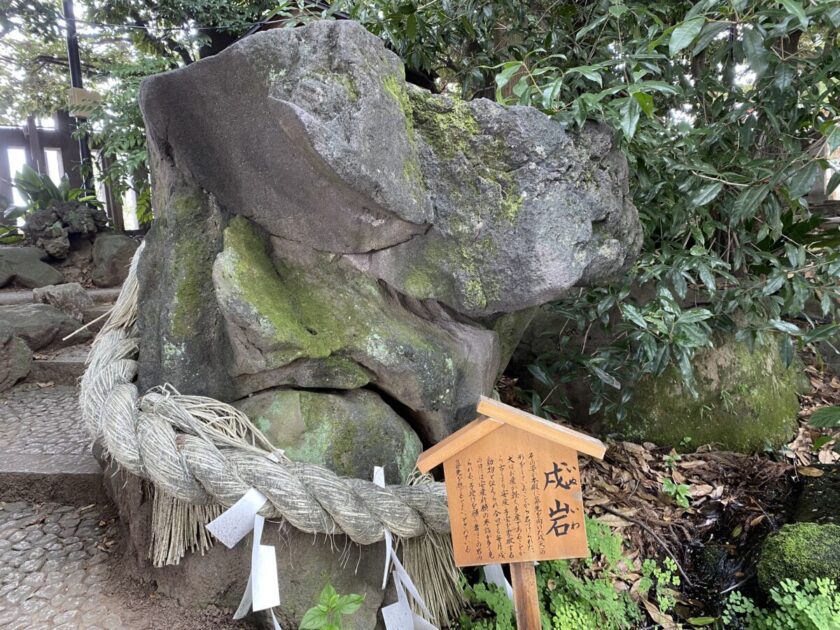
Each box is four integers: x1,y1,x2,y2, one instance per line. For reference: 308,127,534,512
416,396,606,474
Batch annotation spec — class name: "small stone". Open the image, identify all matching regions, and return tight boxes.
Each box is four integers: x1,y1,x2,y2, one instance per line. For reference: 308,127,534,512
32,283,93,322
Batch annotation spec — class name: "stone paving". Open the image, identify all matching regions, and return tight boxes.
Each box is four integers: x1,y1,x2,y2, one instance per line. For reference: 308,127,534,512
0,384,252,628
0,385,89,456
0,501,249,629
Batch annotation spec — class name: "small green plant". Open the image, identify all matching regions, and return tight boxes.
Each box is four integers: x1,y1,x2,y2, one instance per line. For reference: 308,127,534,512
640,557,680,615
459,518,645,629
300,583,365,630
663,450,682,471
722,578,840,629
663,478,692,509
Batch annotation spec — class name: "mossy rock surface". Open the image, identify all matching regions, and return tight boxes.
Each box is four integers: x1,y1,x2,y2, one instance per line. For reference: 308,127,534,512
757,523,840,592
214,215,501,441
234,388,422,483
608,334,805,453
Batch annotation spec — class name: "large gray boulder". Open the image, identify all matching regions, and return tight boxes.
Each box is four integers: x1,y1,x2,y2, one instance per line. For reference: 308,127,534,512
92,233,139,287
131,18,641,619
0,304,91,351
0,246,64,288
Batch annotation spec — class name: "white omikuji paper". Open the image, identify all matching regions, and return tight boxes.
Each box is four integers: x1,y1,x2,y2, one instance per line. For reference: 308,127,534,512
206,487,268,548
374,466,438,630
250,515,281,612
206,485,281,626
381,572,437,630
373,466,394,588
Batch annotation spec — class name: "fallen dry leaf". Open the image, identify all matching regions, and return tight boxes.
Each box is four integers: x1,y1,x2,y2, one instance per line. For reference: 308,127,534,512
799,466,825,477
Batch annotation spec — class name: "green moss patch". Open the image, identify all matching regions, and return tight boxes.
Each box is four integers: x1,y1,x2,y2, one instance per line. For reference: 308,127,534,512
757,523,840,592
607,334,804,453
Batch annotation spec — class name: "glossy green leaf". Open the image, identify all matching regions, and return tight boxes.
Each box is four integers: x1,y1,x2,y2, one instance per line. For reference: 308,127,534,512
669,18,705,57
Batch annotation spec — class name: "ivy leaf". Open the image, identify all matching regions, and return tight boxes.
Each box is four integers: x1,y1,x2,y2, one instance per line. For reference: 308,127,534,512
732,184,769,223
591,365,621,389
669,17,704,57
779,334,794,367
774,63,796,90
809,406,840,428
633,91,655,118
827,172,840,197
825,123,840,153
527,363,553,388
762,274,786,296
770,319,801,335
567,65,603,86
692,22,728,56
622,304,648,329
689,182,723,207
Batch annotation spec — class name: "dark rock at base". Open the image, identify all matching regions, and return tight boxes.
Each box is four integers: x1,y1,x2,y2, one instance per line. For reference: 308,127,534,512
0,303,91,351
0,330,32,391
0,246,64,288
92,234,139,287
33,282,94,321
793,464,840,526
757,522,840,592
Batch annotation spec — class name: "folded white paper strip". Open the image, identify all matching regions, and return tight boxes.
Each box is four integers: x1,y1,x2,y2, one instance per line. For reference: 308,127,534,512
206,485,281,628
374,466,439,630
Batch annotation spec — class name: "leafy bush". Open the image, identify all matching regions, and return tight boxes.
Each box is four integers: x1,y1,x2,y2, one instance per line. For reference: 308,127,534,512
722,578,840,629
459,517,675,629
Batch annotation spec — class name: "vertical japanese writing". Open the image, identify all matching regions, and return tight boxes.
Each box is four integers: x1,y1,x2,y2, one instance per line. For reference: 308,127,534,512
454,458,469,554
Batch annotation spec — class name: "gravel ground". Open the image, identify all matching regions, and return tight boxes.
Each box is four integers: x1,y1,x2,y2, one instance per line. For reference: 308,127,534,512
0,500,253,629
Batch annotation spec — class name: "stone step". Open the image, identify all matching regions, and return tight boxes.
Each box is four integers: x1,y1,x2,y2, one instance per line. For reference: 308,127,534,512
26,344,91,386
0,286,121,306
0,385,104,506
0,453,105,505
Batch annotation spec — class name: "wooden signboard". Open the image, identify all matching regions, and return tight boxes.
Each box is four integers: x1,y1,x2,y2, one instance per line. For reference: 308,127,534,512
416,396,606,629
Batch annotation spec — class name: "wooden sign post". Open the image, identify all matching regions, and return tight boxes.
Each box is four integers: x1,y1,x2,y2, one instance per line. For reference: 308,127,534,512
416,396,606,629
